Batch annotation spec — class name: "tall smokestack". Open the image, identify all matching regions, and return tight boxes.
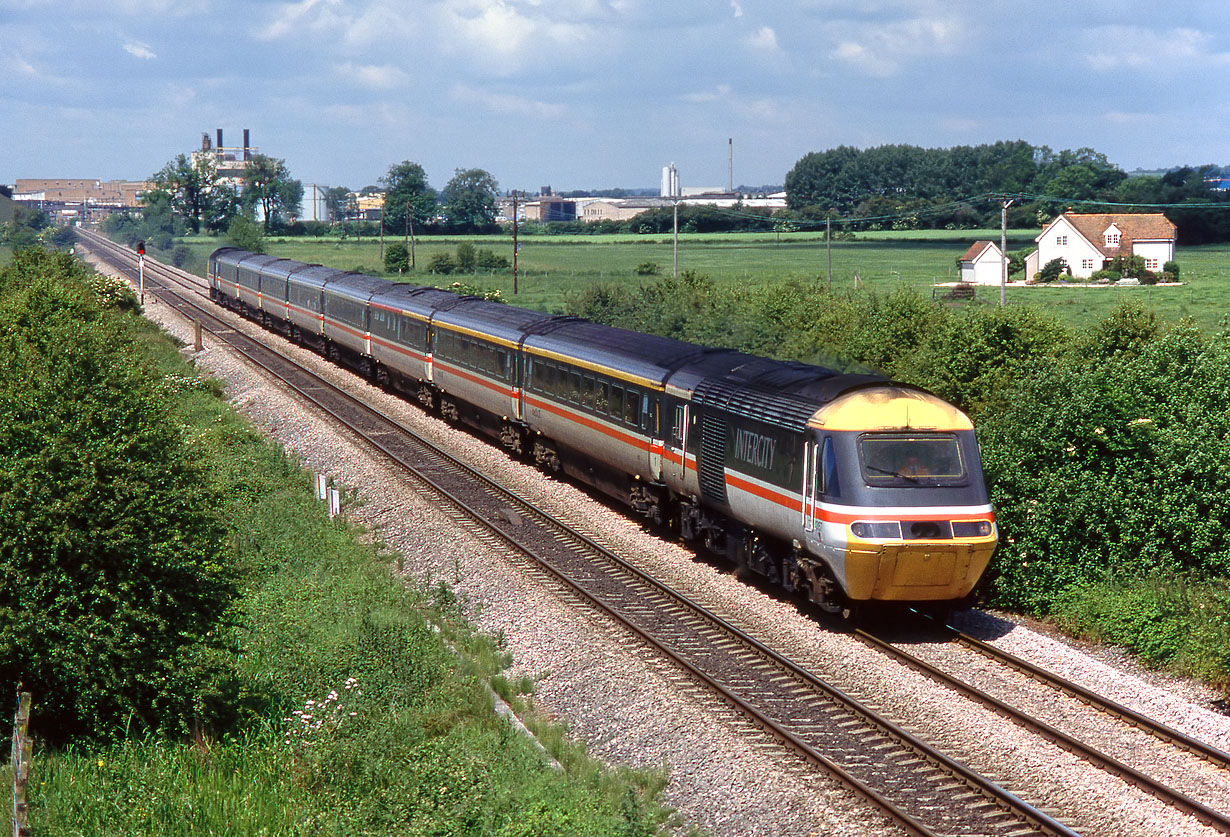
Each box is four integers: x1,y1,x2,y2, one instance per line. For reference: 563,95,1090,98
729,138,733,194
217,128,224,149
243,128,250,161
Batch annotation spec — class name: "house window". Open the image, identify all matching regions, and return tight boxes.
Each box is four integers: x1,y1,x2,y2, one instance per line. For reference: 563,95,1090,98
1082,259,1094,270
1146,258,1158,270
1056,235,1067,246
1106,233,1120,245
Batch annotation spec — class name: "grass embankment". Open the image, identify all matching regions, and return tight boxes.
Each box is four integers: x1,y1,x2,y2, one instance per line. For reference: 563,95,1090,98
1,251,673,835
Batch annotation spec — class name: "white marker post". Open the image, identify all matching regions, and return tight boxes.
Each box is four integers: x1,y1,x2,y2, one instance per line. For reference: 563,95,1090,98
137,239,146,305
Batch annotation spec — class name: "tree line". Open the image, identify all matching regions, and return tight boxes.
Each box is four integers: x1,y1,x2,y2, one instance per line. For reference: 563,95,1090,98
784,141,1230,243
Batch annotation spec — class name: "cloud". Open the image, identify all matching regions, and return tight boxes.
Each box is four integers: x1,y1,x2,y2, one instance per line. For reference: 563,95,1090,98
449,82,566,118
830,15,963,78
335,62,410,90
437,1,596,73
730,0,742,16
1085,26,1230,72
123,40,156,60
746,25,778,51
683,84,733,104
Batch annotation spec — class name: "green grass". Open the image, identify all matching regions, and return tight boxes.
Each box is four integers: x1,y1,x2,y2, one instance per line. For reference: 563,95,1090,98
4,303,675,836
172,230,1230,331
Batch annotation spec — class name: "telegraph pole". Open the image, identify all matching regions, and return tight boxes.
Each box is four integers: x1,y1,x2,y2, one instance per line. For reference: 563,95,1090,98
1000,196,1015,307
512,191,520,295
826,215,832,289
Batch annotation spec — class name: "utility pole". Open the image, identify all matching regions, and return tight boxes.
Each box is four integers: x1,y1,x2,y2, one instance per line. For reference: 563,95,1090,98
512,191,520,295
826,215,832,289
1000,196,1015,307
673,197,679,278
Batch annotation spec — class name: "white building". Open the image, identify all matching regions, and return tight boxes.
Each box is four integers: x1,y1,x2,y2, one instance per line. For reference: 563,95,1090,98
957,240,1005,285
1024,213,1177,280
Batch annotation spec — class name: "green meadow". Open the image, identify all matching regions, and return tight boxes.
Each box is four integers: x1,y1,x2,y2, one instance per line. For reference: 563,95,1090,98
177,230,1230,331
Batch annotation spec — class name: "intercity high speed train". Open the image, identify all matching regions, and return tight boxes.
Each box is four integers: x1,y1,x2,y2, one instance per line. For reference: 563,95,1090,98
209,247,997,613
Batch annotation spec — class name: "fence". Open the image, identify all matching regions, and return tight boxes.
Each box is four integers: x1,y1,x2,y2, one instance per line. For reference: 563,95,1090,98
10,686,31,837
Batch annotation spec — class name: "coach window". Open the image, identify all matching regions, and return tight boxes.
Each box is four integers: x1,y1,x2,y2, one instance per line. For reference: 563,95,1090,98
581,375,596,410
569,371,583,404
673,405,685,443
595,380,609,413
609,385,624,420
624,388,641,427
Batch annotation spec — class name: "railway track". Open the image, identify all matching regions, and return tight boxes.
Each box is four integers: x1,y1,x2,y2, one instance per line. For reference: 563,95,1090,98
854,615,1230,834
74,230,1226,836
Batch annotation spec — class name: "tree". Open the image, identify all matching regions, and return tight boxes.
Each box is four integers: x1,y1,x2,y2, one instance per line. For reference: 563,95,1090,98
322,186,353,225
149,153,220,234
380,161,437,234
242,154,304,232
441,168,499,230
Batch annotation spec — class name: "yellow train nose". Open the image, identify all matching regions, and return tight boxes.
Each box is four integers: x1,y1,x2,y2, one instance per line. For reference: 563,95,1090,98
843,541,995,601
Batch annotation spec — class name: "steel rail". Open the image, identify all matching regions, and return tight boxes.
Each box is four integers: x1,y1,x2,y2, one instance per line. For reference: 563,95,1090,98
856,625,1230,835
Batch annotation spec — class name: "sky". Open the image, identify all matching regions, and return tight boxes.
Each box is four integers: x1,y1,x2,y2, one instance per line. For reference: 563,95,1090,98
3,0,1229,195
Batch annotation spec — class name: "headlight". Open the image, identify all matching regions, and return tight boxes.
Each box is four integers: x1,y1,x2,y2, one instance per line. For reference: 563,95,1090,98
850,521,903,539
952,520,994,538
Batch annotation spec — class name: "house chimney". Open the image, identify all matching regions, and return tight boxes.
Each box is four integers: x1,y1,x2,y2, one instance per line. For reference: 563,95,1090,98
202,132,211,151
243,128,250,161
217,128,224,149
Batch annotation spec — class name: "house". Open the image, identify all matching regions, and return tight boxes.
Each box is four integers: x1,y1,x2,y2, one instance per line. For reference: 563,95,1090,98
957,240,1005,285
1025,213,1176,280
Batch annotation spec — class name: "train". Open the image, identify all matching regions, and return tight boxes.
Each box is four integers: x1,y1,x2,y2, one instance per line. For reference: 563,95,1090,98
208,247,997,614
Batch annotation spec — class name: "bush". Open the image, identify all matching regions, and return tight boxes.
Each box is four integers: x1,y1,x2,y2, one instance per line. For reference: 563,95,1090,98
0,249,239,746
474,247,508,270
456,241,477,272
228,216,265,254
427,252,456,274
1037,257,1068,283
634,262,660,276
1163,260,1180,279
384,241,409,274
1088,269,1120,283
171,244,190,268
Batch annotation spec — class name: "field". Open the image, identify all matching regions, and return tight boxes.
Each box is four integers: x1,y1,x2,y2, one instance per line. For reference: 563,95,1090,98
175,230,1230,331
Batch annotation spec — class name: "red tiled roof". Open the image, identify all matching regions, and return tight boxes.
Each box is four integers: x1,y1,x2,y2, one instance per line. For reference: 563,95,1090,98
1060,213,1175,257
959,240,996,262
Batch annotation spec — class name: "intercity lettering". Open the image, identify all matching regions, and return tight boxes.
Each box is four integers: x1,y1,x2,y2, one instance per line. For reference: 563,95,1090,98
733,428,776,470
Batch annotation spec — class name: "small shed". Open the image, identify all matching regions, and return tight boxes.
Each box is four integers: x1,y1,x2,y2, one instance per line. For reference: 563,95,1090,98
958,240,1005,286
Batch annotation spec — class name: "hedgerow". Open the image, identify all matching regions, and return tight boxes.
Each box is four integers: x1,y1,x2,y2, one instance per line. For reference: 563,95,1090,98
0,249,240,746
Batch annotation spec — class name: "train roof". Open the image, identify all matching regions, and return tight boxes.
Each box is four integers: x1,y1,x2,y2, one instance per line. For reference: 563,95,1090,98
521,319,714,389
433,298,557,347
235,254,285,274
692,363,891,430
261,258,321,281
370,285,464,320
322,272,390,302
209,247,250,268
286,263,350,289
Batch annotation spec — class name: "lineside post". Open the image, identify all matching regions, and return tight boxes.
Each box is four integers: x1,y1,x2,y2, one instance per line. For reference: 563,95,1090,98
12,685,32,837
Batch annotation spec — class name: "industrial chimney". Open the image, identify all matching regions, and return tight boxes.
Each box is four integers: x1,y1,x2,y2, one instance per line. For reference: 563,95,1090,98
243,128,250,161
217,128,224,150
